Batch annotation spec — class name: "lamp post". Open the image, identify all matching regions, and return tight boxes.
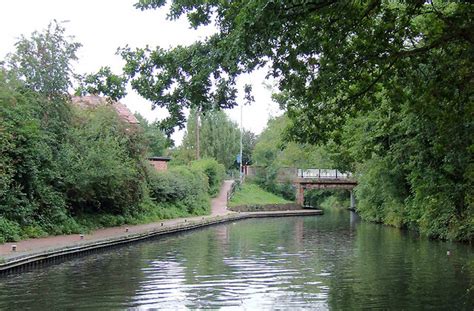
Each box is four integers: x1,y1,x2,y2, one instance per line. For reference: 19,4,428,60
239,103,243,181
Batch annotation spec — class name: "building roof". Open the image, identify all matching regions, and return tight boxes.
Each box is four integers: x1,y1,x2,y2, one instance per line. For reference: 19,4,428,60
148,156,172,162
71,95,139,124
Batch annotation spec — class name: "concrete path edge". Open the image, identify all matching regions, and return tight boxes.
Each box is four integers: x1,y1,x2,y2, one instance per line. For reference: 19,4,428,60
0,210,322,274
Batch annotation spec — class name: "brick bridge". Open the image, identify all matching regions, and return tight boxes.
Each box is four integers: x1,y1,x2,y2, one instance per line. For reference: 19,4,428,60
294,169,357,208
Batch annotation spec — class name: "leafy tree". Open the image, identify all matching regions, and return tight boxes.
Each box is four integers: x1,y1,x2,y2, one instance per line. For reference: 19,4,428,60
180,109,240,170
147,165,210,215
121,1,473,240
253,115,332,169
252,114,332,200
6,20,81,99
5,20,82,137
190,158,225,197
242,129,257,166
0,71,72,236
134,113,170,157
60,106,148,216
76,66,128,102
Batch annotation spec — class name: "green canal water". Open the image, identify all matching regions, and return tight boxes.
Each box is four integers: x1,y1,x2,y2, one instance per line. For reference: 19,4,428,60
0,209,472,310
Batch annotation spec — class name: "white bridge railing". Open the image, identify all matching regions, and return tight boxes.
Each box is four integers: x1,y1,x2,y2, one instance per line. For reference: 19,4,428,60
297,169,352,179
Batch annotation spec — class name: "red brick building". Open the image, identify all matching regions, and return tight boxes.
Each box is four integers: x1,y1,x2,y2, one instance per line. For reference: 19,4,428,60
148,157,171,172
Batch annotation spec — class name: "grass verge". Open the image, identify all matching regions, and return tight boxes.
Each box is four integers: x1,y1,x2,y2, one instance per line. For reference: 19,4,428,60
229,182,292,207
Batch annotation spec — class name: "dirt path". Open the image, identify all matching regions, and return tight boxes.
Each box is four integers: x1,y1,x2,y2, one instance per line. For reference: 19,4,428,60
0,180,235,259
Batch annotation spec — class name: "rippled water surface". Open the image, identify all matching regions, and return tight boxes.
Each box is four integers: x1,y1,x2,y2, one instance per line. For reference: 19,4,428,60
0,209,472,310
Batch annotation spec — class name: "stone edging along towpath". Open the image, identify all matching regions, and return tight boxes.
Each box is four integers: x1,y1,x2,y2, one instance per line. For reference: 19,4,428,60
0,209,323,275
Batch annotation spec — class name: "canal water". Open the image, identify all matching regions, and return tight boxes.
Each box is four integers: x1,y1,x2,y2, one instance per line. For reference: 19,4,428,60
0,209,472,310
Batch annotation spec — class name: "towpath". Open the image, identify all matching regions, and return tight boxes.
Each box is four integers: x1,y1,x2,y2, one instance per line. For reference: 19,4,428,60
0,180,234,260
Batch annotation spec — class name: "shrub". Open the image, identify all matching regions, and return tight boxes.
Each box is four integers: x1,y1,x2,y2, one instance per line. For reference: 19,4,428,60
148,165,210,215
0,73,70,234
0,218,21,243
59,106,147,216
190,158,225,197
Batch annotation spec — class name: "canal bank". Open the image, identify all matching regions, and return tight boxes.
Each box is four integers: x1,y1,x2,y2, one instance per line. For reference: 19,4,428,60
0,210,322,274
0,180,322,274
0,208,471,310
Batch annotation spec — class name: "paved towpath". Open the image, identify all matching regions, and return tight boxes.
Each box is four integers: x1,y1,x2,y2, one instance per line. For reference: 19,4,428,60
0,180,235,260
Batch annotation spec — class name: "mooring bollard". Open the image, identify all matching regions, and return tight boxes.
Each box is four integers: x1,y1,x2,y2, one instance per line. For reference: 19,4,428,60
11,245,17,252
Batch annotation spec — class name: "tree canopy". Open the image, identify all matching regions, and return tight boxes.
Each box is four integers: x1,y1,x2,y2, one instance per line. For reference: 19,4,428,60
134,113,170,157
6,20,81,101
121,1,471,138
120,0,473,240
177,109,241,170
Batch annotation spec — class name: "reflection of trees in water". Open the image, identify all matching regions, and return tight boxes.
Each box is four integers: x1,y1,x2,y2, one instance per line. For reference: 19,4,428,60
0,247,147,310
0,214,471,309
327,219,474,310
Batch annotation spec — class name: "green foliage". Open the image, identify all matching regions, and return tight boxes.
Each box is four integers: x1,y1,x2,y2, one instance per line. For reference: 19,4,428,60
190,158,225,197
319,194,349,210
59,106,147,216
6,20,81,100
121,0,474,241
178,109,241,170
76,66,128,101
5,20,81,139
229,182,291,207
134,113,170,157
0,72,68,229
0,22,219,243
0,218,21,244
147,165,210,215
242,129,257,166
252,114,332,200
253,115,332,169
355,156,407,227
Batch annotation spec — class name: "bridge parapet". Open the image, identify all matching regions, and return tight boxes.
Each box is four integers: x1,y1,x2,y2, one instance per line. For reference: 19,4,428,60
297,168,352,180
294,168,357,206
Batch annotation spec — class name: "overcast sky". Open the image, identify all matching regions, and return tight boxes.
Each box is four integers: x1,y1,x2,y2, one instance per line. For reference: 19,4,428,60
0,0,282,144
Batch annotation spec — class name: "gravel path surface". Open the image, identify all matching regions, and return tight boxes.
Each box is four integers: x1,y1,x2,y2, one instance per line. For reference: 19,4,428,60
0,180,235,259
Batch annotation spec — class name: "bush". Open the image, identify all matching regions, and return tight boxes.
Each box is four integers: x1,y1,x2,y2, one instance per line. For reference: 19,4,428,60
191,158,225,197
59,106,147,216
0,218,21,243
355,156,408,227
148,165,210,215
0,73,71,236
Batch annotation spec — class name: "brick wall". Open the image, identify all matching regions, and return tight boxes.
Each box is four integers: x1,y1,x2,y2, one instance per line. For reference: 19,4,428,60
150,160,168,171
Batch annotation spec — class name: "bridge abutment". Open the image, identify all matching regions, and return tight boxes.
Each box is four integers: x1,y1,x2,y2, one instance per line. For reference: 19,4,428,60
350,190,356,210
296,184,305,206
